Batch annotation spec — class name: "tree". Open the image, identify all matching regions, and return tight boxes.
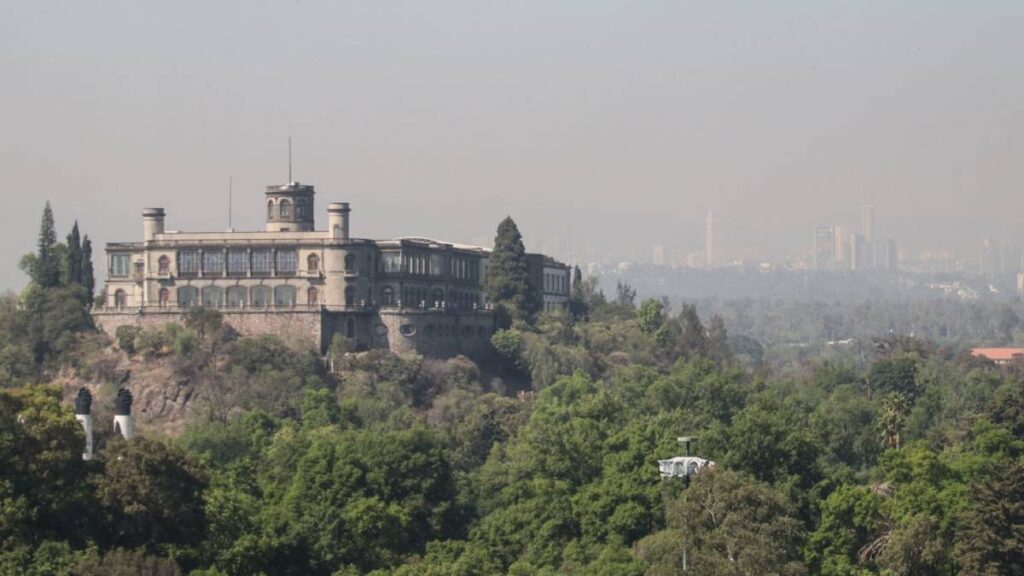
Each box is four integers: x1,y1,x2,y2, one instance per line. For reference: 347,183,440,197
675,304,707,359
667,468,806,575
615,281,636,308
878,392,909,450
955,460,1024,575
706,314,732,364
636,299,665,335
568,266,589,321
484,217,538,325
81,235,95,299
64,221,82,286
33,202,61,289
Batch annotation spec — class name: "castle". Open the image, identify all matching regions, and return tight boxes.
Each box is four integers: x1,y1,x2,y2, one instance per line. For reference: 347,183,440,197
92,181,571,357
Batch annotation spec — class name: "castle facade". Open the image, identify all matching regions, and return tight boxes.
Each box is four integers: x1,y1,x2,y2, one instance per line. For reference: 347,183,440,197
92,181,570,357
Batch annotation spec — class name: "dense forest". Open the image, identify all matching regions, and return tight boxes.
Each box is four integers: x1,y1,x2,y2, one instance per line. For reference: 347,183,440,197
1,209,1023,575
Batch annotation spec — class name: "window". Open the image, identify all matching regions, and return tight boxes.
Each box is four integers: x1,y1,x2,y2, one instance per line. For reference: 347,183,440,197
307,254,320,272
177,286,198,307
400,324,417,337
295,199,306,219
251,286,271,308
381,286,395,306
158,288,169,307
227,286,246,308
344,253,356,272
252,250,272,274
267,200,275,219
345,286,355,307
203,251,223,275
178,251,199,274
227,251,247,275
279,199,292,218
429,254,442,276
274,285,296,306
158,256,170,274
201,286,223,307
276,250,297,274
307,287,319,306
382,252,401,274
114,289,127,308
431,288,445,308
111,254,130,277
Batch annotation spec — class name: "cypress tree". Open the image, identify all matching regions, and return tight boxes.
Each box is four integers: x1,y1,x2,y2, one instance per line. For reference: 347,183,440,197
484,217,538,324
64,221,82,285
34,202,61,288
81,235,95,299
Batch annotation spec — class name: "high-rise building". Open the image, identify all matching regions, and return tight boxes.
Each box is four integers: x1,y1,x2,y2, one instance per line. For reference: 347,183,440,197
705,209,717,268
652,245,666,266
861,205,876,242
813,226,835,270
832,225,848,270
981,239,1000,275
875,239,898,271
851,234,872,271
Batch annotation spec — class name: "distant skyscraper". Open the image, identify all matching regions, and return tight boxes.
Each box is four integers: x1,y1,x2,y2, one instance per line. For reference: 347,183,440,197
980,239,1000,275
705,209,717,268
813,226,835,270
851,234,871,271
652,245,665,266
833,225,848,269
861,205,876,242
876,239,898,271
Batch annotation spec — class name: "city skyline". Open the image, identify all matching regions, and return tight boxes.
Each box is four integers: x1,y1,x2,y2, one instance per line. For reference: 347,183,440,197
2,2,1023,290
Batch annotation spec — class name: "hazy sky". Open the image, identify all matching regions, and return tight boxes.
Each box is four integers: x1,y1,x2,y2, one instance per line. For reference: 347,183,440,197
2,1,1022,289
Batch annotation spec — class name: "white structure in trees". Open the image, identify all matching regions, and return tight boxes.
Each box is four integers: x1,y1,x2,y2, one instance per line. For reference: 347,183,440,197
658,436,714,479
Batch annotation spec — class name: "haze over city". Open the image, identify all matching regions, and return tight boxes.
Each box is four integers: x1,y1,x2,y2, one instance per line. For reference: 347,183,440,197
2,1,1022,289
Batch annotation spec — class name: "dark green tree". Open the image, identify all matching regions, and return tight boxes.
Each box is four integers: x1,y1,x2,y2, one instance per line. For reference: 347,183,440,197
675,303,707,359
706,314,731,364
955,460,1024,575
33,202,61,289
81,234,95,298
484,217,538,325
568,266,589,321
64,221,82,286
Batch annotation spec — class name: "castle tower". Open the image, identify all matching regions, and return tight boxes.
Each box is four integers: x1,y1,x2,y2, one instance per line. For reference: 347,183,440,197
113,388,134,440
74,388,94,461
265,182,315,232
143,208,165,242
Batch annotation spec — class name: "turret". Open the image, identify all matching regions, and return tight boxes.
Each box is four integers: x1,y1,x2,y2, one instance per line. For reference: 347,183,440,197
143,208,165,242
328,202,351,241
266,182,315,232
113,388,134,440
74,388,94,461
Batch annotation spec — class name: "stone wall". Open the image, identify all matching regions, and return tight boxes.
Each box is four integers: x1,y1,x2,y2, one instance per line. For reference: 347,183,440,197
372,310,495,359
93,309,322,350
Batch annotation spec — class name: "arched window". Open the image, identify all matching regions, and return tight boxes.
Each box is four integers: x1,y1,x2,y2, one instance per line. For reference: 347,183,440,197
307,287,319,307
295,199,306,218
201,286,223,308
158,288,170,307
114,289,127,309
431,288,445,308
226,286,246,308
381,286,395,306
345,286,355,308
346,317,356,339
177,286,198,307
158,255,170,274
279,199,292,218
267,200,275,220
307,253,320,272
344,253,356,272
250,286,271,308
274,285,297,307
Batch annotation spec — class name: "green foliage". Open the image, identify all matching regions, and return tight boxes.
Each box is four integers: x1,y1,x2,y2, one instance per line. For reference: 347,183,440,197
115,325,141,354
33,202,62,289
81,235,95,298
484,217,538,325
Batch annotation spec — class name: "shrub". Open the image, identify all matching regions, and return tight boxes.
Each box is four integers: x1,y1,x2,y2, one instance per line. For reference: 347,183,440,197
115,326,141,354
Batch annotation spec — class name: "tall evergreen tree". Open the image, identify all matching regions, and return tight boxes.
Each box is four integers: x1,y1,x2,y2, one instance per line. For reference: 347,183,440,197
64,221,82,286
34,202,61,289
484,217,537,324
81,235,95,299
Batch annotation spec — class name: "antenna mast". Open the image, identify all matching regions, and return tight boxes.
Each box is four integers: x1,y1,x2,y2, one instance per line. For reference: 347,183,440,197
228,176,233,228
288,136,292,183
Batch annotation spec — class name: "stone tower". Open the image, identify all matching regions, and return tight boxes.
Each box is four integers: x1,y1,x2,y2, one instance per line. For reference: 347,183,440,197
265,182,315,232
74,388,94,461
